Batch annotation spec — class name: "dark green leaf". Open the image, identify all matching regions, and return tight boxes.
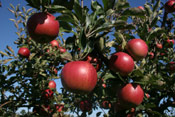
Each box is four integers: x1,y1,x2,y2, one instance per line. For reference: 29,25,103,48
114,0,130,11
73,0,83,22
79,28,87,50
59,21,72,33
122,7,146,17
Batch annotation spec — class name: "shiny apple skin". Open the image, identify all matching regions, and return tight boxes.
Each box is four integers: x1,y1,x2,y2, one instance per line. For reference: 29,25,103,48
109,52,134,76
48,80,56,89
18,47,30,58
61,61,97,93
50,40,59,48
27,12,59,43
118,83,144,108
126,39,148,61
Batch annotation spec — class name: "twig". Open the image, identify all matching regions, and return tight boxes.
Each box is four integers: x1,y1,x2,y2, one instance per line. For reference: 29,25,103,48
0,101,12,108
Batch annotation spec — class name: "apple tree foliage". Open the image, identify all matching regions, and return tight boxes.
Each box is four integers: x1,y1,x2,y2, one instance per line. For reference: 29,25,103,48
0,0,175,116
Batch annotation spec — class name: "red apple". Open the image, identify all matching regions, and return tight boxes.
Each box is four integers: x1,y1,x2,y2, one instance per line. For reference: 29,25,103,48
109,52,134,76
100,101,111,109
59,47,67,53
126,39,148,61
50,40,59,48
48,80,56,89
166,39,174,47
137,6,144,10
61,61,97,93
85,54,102,71
164,0,175,13
156,43,163,49
42,89,54,99
148,52,154,59
55,104,64,112
18,47,30,58
145,93,150,99
79,100,92,112
27,12,59,43
118,83,144,108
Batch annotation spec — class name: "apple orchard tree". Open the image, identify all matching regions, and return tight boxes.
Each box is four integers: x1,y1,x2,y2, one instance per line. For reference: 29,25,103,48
0,0,175,116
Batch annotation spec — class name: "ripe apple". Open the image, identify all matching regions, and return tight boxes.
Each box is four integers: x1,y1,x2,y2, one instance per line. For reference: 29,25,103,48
79,100,92,112
61,61,97,93
166,39,174,47
27,12,59,43
148,52,154,59
137,6,144,10
145,93,150,99
85,54,102,71
100,101,111,109
50,40,59,48
118,83,144,108
126,39,148,61
55,104,64,112
59,47,67,53
18,47,30,58
164,0,175,13
109,52,134,76
48,80,56,89
42,89,54,99
156,43,163,49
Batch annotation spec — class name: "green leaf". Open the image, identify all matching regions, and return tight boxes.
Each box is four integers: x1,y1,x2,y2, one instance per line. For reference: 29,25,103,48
59,21,72,33
102,0,115,11
96,112,102,117
122,7,146,17
2,59,13,64
65,36,76,49
46,5,68,13
79,28,87,50
52,0,74,10
60,52,72,61
153,0,160,13
91,1,103,15
146,28,165,41
6,46,14,54
25,0,41,10
0,51,8,56
56,14,78,26
73,0,82,22
114,0,130,11
144,4,153,17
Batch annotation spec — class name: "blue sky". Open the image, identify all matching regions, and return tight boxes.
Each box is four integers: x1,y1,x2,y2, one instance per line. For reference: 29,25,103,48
0,0,151,115
0,0,146,53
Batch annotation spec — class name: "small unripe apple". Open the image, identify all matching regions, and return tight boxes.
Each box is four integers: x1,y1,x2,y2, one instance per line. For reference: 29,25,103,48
18,47,30,58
